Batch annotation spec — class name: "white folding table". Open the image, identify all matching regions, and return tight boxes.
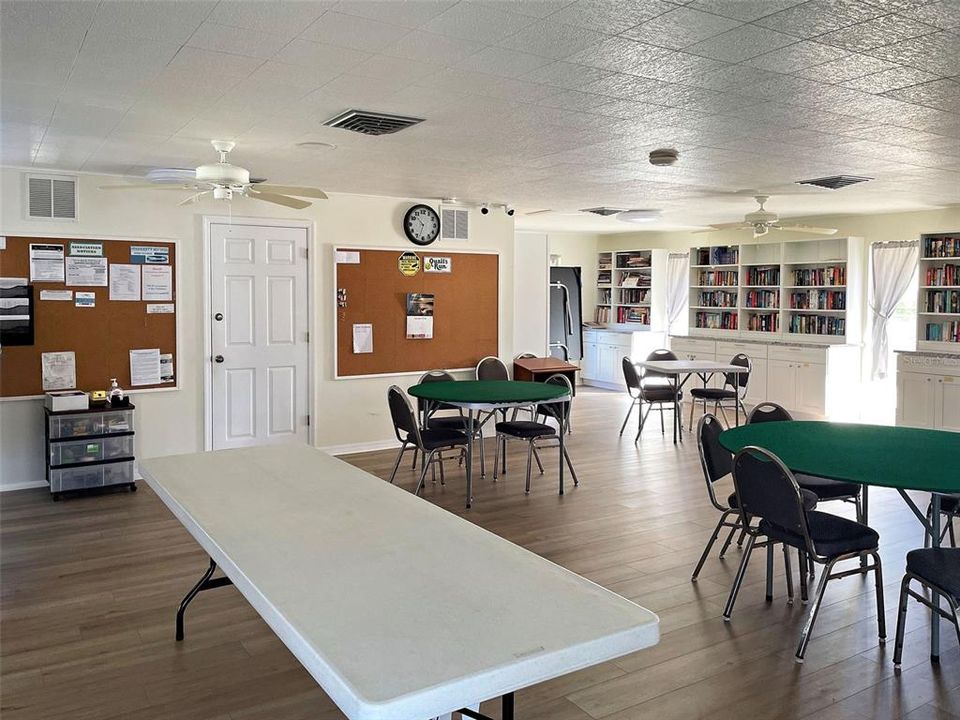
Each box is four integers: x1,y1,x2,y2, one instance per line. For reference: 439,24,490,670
140,445,659,720
635,359,748,444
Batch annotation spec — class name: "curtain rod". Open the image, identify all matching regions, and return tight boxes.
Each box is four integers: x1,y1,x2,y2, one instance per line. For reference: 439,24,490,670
871,239,918,247
668,252,689,258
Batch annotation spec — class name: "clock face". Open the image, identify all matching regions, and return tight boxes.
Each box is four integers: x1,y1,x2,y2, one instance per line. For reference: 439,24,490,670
403,204,441,246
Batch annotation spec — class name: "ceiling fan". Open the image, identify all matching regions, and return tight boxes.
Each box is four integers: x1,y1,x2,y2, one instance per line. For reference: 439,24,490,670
98,140,328,210
695,195,837,238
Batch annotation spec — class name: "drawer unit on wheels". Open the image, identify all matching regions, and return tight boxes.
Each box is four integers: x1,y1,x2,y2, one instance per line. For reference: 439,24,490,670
45,405,136,500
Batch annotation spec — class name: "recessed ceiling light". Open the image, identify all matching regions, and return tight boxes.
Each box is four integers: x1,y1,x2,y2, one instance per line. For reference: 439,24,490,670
295,141,337,150
618,209,662,223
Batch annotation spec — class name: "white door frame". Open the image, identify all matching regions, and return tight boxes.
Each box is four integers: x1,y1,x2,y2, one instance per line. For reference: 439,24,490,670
202,215,315,451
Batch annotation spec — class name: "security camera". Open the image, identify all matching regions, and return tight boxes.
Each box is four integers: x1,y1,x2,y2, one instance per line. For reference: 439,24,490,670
480,204,490,215
504,205,515,216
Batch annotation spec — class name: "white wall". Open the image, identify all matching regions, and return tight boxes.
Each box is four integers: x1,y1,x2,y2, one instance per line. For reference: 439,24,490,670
0,168,516,490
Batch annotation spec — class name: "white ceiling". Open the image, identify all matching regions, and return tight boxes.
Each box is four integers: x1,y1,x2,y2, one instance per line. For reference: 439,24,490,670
2,0,959,232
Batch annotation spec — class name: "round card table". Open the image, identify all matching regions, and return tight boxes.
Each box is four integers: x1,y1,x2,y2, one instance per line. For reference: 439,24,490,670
720,420,960,660
408,380,571,509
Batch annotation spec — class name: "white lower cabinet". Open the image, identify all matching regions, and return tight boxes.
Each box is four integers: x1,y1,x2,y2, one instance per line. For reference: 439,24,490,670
582,330,632,389
896,352,960,431
767,359,797,410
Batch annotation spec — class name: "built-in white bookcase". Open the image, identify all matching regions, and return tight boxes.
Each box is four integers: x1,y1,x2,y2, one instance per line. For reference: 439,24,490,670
595,249,666,331
688,237,862,345
917,231,960,353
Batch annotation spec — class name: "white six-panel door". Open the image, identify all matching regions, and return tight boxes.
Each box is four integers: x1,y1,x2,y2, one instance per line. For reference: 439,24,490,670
209,222,310,450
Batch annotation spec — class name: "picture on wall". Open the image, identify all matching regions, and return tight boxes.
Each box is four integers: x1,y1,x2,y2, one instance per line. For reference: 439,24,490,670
0,278,34,346
406,293,434,339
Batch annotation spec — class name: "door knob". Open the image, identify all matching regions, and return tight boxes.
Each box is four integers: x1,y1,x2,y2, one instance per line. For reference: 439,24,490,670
214,355,224,363
214,312,224,321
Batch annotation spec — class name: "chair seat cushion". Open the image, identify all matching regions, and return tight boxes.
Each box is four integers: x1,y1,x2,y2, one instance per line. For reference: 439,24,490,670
412,428,468,450
690,387,736,400
729,488,817,512
642,386,682,402
495,420,556,439
796,474,861,500
906,548,960,601
759,510,878,559
426,415,469,431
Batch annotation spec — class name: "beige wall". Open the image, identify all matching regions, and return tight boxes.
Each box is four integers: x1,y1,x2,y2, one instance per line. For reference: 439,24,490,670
0,168,516,489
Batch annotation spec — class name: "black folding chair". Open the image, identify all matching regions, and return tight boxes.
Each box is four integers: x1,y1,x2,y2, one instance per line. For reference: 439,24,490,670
688,353,751,430
893,548,960,670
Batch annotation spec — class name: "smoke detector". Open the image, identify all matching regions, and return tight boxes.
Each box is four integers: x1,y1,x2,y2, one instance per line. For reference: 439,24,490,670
649,148,679,166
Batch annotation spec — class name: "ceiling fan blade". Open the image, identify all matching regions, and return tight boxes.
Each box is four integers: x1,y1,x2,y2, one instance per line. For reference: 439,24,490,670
710,222,753,230
247,190,311,210
254,184,327,199
692,227,722,234
178,191,210,206
525,209,554,215
772,224,838,235
99,183,198,191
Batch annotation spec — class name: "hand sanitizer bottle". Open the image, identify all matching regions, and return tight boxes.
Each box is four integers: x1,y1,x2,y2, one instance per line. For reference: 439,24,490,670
108,378,125,404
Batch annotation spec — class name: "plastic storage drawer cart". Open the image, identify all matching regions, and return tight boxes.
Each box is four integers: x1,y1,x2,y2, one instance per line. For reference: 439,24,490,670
45,404,136,499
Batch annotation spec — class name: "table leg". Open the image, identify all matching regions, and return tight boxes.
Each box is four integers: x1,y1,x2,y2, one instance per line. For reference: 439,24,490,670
466,411,475,510
558,408,565,495
860,485,869,569
673,375,680,444
735,371,741,427
931,493,941,661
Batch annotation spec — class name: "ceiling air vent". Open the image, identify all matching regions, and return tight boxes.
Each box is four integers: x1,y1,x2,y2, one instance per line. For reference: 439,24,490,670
323,109,424,136
796,175,873,190
26,174,77,220
441,205,469,241
580,207,627,216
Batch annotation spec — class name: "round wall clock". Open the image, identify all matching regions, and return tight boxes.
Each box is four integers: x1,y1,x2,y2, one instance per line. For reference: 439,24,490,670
403,204,441,246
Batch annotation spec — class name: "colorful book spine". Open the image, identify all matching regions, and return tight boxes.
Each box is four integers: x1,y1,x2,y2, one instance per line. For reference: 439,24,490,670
925,321,960,343
695,311,738,330
792,266,846,286
789,290,846,310
923,236,960,258
788,315,846,336
698,270,738,286
697,290,738,307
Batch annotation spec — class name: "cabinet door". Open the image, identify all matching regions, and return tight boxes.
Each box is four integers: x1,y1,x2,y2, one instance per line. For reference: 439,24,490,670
795,362,826,416
599,345,621,384
936,376,960,432
744,357,767,406
767,360,796,409
897,372,937,428
582,342,599,380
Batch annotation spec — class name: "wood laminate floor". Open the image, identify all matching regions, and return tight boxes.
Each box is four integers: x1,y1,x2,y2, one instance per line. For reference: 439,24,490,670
2,388,958,720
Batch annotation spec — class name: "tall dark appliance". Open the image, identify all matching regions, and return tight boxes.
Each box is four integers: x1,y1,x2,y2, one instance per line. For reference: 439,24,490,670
549,266,583,361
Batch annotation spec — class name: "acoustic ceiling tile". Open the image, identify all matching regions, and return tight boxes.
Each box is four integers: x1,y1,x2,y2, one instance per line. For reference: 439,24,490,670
754,0,885,38
520,61,613,90
685,0,805,21
685,24,797,62
187,22,290,59
549,0,676,33
621,6,742,49
866,31,960,76
793,53,898,82
456,46,551,78
381,29,485,65
422,2,532,43
88,0,215,44
744,41,849,74
274,39,372,72
209,0,333,36
334,0,456,29
817,14,941,52
886,78,960,113
898,0,960,30
496,19,607,59
843,66,941,93
299,11,411,52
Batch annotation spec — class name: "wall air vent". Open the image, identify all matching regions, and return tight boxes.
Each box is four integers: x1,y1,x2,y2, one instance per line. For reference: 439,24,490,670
580,207,627,216
322,109,424,136
441,205,469,241
796,175,873,190
26,174,77,220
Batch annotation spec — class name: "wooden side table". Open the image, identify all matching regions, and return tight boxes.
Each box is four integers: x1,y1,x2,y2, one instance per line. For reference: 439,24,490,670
513,357,579,394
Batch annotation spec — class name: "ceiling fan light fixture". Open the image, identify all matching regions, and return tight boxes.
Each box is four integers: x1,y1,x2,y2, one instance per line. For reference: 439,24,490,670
618,209,662,223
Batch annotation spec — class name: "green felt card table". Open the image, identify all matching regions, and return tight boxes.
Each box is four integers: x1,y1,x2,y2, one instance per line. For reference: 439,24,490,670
720,420,960,660
408,380,572,509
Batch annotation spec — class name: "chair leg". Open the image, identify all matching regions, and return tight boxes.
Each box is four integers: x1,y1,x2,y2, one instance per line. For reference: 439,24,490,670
870,552,886,642
795,558,834,662
717,402,730,428
893,575,911,669
925,503,933,548
524,441,534,494
692,512,731,581
950,518,957,548
799,550,809,604
479,426,486,478
619,399,636,436
635,404,652,443
659,403,665,434
562,446,579,486
532,445,544,474
688,396,696,432
414,451,435,496
783,544,794,605
718,523,738,558
723,534,756,621
493,434,501,480
387,443,407,484
765,542,775,602
736,526,747,548
437,451,446,485
411,447,418,470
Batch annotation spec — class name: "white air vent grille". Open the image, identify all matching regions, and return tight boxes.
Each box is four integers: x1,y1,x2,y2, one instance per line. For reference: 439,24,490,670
26,174,77,220
323,109,424,136
441,206,469,241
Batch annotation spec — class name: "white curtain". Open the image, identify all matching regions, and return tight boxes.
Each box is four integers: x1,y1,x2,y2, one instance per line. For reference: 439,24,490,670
665,253,689,335
869,240,918,379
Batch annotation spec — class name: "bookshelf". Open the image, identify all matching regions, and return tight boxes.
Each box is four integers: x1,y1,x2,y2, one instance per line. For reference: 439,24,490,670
687,237,862,345
594,249,665,330
918,232,960,352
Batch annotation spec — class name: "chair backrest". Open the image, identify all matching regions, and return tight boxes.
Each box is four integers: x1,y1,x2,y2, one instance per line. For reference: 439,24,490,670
387,385,422,447
732,446,812,551
622,356,642,394
747,402,793,424
724,353,751,392
643,348,677,382
416,370,456,415
514,352,538,360
476,355,508,381
537,373,573,424
697,414,733,510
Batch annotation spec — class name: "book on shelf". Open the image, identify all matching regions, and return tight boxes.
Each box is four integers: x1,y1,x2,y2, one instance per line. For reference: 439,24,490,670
697,270,738,286
746,266,780,285
620,288,649,304
618,306,650,324
696,246,739,265
924,289,960,314
745,312,778,332
697,290,738,307
743,289,779,308
595,306,611,324
694,310,738,330
620,272,651,287
789,289,846,310
925,264,960,287
598,289,611,304
598,270,612,284
616,253,651,269
792,266,846,286
923,236,960,258
788,314,845,336
926,321,960,343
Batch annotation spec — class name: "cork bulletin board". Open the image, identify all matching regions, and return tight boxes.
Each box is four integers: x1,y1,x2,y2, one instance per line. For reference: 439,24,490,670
0,235,177,398
334,247,498,378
